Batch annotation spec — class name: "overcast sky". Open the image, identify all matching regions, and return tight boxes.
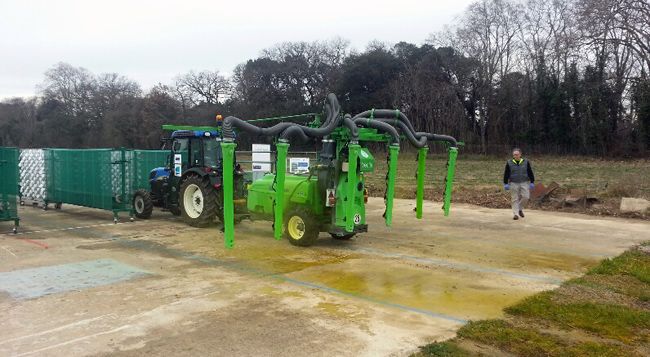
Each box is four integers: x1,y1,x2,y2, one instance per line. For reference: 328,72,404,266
0,0,474,99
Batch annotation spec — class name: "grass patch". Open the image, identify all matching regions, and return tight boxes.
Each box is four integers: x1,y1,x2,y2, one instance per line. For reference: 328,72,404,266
588,248,650,284
458,319,567,356
412,341,470,357
567,247,650,302
416,319,634,357
505,292,650,343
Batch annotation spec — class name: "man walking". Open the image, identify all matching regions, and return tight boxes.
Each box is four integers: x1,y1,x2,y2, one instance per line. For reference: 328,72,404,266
503,148,535,220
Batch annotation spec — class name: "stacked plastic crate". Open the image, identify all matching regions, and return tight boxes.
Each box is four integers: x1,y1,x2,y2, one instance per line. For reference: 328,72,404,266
19,149,48,206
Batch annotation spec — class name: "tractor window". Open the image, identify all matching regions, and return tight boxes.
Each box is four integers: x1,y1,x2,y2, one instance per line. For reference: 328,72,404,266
173,138,188,153
172,138,189,170
190,138,203,167
203,139,222,169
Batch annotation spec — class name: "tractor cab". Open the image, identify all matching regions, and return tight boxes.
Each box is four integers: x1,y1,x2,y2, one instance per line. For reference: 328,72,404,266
148,129,224,196
167,129,223,174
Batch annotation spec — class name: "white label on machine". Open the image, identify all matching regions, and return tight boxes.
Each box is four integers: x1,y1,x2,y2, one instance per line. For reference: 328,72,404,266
252,144,271,172
289,158,310,174
174,154,182,177
354,213,361,225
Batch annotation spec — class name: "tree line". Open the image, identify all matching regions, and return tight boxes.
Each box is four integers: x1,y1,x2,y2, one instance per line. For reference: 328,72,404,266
1,0,648,156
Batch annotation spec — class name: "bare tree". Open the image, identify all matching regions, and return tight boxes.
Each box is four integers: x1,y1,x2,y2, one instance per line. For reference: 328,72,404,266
39,62,95,117
261,38,350,106
452,0,522,153
518,0,579,76
174,70,231,108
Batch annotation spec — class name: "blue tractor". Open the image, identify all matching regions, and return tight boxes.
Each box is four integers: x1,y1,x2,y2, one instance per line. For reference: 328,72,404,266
132,125,247,227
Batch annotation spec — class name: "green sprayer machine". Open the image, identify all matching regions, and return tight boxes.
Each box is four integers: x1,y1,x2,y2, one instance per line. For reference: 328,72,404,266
138,93,458,248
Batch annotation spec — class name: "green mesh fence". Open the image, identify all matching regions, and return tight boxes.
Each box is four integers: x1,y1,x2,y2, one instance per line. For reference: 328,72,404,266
13,148,168,220
45,148,133,215
132,150,169,190
0,147,19,227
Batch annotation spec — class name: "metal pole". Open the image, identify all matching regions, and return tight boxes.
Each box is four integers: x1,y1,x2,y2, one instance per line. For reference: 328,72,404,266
385,144,400,226
274,141,289,240
416,146,428,219
443,147,458,216
221,141,237,248
346,144,360,233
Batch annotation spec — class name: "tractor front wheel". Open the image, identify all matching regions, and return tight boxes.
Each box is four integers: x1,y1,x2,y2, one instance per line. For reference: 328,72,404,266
180,176,218,227
133,189,153,219
284,208,319,247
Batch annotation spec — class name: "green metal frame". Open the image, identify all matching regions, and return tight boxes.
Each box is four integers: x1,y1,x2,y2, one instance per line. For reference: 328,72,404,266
384,144,400,227
273,141,289,240
443,147,458,216
221,141,237,249
0,147,20,232
416,146,428,219
345,144,361,232
162,124,221,132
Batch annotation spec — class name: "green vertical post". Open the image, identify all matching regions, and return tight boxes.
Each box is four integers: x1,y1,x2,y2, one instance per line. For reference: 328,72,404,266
385,144,400,226
416,146,428,219
346,144,360,232
274,141,289,240
443,147,458,216
118,148,127,222
221,141,237,248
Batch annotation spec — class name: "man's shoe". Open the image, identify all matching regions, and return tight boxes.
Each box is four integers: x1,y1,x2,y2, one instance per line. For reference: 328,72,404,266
519,210,525,218
513,215,519,220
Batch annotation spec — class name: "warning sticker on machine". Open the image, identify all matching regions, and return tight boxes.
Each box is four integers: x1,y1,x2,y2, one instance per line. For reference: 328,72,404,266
174,154,182,177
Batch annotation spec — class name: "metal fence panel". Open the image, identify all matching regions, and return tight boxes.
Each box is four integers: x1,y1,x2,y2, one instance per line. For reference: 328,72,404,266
132,150,169,190
45,148,132,214
14,148,169,220
0,147,19,227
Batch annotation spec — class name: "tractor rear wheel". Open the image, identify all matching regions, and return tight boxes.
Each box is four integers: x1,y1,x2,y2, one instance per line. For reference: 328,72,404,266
330,233,356,240
180,176,218,227
284,208,319,247
133,189,153,219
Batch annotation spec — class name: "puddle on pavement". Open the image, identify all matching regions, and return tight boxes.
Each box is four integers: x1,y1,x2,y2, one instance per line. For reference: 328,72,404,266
497,247,597,274
286,259,536,321
212,239,361,274
369,238,599,279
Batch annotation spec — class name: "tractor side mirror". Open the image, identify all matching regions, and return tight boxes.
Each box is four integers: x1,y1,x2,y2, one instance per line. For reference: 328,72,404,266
160,136,171,150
